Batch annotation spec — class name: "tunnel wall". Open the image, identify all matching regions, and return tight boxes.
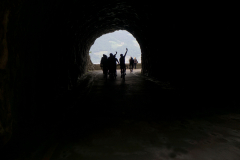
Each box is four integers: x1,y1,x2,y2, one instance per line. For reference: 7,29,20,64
0,0,239,147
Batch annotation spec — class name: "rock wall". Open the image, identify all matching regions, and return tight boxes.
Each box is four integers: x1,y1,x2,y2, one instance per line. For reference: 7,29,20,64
0,2,13,148
0,0,238,147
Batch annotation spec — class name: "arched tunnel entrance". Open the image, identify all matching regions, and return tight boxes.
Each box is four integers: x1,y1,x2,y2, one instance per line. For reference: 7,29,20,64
0,0,239,159
89,30,141,65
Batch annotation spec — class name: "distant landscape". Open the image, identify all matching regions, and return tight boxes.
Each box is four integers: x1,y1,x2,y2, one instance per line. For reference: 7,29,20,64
89,30,141,64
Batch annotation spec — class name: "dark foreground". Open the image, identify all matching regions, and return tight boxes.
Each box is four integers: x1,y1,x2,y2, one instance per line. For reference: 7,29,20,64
2,69,240,160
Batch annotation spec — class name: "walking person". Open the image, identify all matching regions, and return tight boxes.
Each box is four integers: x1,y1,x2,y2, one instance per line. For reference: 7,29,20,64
129,57,134,72
134,57,138,69
107,53,119,79
119,48,128,78
100,54,108,74
100,54,108,77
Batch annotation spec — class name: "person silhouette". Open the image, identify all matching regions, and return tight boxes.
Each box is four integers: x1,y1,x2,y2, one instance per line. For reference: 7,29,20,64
129,57,134,72
119,48,128,78
134,57,138,69
108,53,119,77
100,54,108,76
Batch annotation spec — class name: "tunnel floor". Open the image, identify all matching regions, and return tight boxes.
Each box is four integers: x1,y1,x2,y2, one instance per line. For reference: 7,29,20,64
4,69,240,160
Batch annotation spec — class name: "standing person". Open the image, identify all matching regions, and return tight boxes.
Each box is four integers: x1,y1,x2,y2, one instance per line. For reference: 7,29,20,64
119,48,128,78
108,53,119,78
100,54,108,74
100,55,103,70
100,54,108,76
134,57,138,69
113,52,119,76
129,57,134,72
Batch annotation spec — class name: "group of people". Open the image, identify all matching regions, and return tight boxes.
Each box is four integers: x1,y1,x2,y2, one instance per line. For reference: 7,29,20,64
100,48,138,78
128,56,138,72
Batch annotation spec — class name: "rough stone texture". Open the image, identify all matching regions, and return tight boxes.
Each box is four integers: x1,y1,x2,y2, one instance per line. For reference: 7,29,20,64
0,0,238,147
87,55,95,71
0,2,12,148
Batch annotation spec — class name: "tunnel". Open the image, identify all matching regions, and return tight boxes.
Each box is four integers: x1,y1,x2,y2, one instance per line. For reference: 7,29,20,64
0,0,239,159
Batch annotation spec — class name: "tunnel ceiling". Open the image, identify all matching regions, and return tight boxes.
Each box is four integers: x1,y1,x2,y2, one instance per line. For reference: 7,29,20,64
65,1,150,47
36,0,173,79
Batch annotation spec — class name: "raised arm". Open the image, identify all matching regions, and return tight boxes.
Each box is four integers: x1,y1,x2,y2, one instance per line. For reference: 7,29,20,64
124,48,128,57
114,51,117,57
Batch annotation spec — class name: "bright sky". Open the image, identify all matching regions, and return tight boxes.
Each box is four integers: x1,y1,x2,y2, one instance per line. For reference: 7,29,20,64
90,30,141,64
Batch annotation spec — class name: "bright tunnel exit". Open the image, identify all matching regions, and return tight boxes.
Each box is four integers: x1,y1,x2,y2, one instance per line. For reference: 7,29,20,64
89,30,141,64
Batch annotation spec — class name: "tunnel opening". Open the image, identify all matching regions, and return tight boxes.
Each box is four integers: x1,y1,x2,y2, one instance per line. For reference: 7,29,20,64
89,30,141,66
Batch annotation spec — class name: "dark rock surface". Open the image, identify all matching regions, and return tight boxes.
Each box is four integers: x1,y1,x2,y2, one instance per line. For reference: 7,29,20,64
0,0,239,156
1,70,240,160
